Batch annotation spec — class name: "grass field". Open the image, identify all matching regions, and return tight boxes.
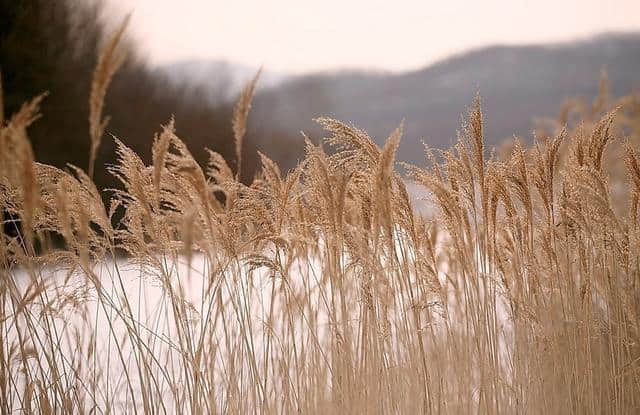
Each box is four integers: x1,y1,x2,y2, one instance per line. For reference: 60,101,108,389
1,22,640,414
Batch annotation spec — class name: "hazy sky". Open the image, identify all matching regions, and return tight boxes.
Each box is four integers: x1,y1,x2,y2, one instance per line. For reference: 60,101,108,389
106,0,640,74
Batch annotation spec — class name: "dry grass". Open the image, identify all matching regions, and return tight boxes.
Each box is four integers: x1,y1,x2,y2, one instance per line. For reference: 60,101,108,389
88,14,129,179
2,29,640,414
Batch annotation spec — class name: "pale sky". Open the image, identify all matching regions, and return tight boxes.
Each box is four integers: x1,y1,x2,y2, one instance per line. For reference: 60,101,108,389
106,0,640,74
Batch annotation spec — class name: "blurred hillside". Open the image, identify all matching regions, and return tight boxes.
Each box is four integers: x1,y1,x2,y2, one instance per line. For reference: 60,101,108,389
166,33,640,171
155,60,286,104
254,33,640,169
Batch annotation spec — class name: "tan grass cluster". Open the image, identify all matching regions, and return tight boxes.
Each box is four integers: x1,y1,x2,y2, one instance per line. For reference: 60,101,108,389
1,26,640,414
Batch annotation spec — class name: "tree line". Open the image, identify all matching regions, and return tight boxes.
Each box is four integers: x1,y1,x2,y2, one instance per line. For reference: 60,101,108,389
0,0,277,195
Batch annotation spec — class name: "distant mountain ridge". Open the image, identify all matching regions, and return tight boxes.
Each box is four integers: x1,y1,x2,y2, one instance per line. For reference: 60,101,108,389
155,60,286,102
161,33,640,169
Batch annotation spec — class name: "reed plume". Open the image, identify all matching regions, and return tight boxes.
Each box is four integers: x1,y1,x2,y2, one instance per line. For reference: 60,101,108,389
88,15,130,178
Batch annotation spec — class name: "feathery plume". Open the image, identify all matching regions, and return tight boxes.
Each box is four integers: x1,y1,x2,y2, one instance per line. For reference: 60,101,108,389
232,68,261,180
152,118,175,205
88,14,130,178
